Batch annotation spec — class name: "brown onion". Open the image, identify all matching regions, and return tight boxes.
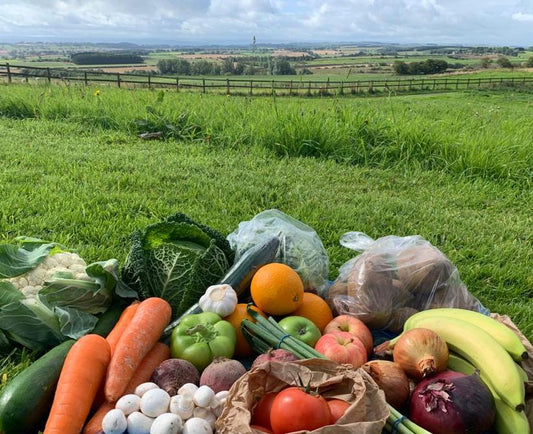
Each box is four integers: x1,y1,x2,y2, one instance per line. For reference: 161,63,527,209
362,360,411,409
393,328,448,381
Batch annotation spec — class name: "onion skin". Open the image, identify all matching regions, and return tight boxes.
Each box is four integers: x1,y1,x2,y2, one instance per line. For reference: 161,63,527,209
393,328,448,381
409,370,495,434
362,360,410,410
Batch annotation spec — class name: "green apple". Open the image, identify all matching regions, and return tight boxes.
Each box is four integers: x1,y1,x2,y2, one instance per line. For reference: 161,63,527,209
278,315,322,347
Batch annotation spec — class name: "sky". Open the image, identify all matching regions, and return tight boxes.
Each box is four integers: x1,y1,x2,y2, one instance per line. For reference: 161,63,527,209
1,0,532,47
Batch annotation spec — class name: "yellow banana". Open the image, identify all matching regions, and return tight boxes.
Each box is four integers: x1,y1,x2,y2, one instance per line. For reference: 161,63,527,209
404,308,528,362
404,315,525,411
447,353,530,434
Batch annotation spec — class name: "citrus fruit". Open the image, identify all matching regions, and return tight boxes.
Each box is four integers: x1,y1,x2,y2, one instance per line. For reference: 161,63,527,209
290,292,334,332
250,263,304,316
224,303,267,357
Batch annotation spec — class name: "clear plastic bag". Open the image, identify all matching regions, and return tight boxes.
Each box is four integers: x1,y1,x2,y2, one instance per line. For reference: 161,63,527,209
227,209,329,292
326,232,487,333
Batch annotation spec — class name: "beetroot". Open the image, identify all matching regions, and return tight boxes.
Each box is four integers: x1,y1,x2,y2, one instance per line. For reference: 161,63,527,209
150,358,200,396
200,357,247,393
409,370,495,434
251,348,298,369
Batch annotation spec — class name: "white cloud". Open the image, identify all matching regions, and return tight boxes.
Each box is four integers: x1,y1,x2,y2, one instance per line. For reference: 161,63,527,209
0,0,531,45
512,12,533,22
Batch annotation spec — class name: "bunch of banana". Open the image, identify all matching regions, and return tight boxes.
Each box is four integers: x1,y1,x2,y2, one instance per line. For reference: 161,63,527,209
400,308,530,433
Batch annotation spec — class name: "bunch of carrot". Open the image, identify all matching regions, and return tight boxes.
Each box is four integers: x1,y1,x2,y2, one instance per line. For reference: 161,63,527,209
42,297,173,434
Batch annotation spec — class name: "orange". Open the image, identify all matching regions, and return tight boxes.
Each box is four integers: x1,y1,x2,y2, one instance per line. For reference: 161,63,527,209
224,303,267,357
250,263,304,316
291,292,334,332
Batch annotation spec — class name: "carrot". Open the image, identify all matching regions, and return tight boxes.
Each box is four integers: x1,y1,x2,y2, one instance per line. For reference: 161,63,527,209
106,300,140,354
104,297,172,402
82,401,115,434
43,334,111,434
83,342,170,434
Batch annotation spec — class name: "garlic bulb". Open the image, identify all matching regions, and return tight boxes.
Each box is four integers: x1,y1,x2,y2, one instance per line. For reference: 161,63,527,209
198,284,238,317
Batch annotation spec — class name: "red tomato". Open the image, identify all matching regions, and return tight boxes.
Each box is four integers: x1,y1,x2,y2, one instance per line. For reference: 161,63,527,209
269,387,331,434
327,398,351,424
251,392,278,431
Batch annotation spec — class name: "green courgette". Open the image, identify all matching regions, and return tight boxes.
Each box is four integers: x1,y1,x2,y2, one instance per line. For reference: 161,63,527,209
91,304,127,337
0,339,75,434
162,236,280,338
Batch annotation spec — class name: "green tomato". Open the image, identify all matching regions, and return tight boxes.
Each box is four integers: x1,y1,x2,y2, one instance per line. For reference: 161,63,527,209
278,315,322,347
170,312,236,371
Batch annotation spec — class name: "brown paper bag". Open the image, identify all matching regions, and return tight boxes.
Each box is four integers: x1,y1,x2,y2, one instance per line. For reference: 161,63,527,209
215,358,389,434
491,313,533,431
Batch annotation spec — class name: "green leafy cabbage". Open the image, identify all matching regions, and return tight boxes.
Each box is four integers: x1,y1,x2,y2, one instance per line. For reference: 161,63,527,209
122,212,234,320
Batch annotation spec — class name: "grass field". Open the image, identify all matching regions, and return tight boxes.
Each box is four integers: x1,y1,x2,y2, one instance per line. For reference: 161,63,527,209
0,83,532,388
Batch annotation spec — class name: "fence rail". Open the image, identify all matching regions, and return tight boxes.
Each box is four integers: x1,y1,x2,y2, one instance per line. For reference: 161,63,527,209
1,63,532,96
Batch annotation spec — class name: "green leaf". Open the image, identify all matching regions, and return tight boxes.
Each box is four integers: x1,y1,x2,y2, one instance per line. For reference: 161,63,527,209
0,281,24,306
54,306,98,339
0,299,65,352
0,242,55,278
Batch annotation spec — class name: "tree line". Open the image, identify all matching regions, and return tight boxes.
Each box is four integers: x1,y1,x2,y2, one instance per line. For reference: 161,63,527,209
156,57,297,76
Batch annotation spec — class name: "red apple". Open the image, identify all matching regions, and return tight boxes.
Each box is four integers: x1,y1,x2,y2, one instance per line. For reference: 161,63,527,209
323,315,373,354
314,331,368,368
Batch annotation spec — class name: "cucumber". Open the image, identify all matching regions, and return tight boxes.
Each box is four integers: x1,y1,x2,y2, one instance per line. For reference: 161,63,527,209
92,304,127,337
162,236,280,338
0,339,75,434
220,236,280,294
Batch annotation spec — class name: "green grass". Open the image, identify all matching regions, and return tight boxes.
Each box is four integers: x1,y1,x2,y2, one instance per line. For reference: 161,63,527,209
0,83,531,389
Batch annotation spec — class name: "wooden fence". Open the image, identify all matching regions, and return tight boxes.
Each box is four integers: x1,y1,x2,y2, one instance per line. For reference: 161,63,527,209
1,62,532,97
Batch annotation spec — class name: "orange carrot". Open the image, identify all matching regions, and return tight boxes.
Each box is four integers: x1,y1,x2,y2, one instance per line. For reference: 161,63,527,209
83,342,170,434
106,300,140,355
123,342,170,393
82,401,115,434
104,297,172,402
43,334,111,434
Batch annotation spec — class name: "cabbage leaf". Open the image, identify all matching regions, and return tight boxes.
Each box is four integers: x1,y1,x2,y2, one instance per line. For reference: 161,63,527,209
122,212,234,320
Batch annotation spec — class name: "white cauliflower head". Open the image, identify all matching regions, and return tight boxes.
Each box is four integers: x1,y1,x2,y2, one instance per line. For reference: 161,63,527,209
8,252,89,299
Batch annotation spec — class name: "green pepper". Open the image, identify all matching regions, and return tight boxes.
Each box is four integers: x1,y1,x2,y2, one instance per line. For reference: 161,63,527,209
170,311,237,371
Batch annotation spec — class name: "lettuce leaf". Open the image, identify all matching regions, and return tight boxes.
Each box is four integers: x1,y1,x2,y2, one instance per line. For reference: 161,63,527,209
122,212,234,319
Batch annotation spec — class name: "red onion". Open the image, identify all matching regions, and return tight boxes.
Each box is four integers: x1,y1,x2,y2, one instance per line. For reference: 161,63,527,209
409,370,495,434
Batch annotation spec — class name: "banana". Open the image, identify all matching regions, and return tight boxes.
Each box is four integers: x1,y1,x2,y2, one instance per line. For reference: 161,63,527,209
404,315,525,411
404,308,528,362
447,353,530,434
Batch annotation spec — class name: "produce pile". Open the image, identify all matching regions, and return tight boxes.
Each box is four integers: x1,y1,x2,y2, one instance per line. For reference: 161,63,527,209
0,210,531,434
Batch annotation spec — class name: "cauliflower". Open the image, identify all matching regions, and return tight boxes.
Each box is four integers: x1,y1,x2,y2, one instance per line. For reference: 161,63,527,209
8,252,90,299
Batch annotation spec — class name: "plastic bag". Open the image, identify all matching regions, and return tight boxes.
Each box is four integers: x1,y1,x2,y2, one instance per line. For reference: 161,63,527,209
215,358,388,434
326,232,487,333
227,209,329,292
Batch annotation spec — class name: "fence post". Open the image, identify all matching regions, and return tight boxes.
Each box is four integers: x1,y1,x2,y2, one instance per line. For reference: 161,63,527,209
117,73,121,88
466,78,470,89
271,79,274,96
84,71,88,86
289,80,293,95
202,78,206,94
148,74,151,87
176,77,179,92
6,62,11,83
250,80,253,96
226,79,230,95
47,67,51,83
307,81,311,96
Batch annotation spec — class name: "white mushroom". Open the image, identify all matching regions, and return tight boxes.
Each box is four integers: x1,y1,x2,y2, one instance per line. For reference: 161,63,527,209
101,409,127,434
140,388,171,418
150,413,183,434
127,411,154,434
116,393,141,415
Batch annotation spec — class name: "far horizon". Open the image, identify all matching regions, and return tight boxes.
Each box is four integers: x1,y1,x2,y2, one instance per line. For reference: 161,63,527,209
1,1,532,47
